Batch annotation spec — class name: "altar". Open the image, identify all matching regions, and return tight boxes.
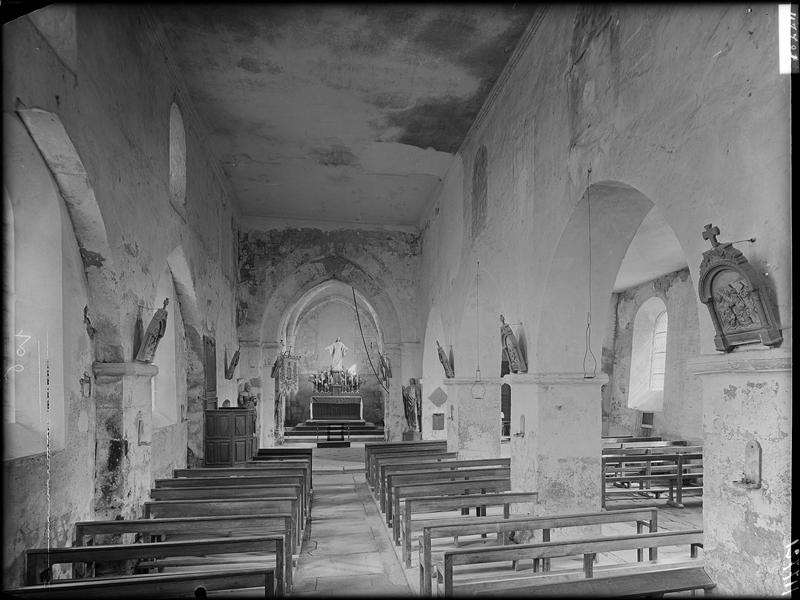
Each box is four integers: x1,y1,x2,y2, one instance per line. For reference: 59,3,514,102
310,395,363,420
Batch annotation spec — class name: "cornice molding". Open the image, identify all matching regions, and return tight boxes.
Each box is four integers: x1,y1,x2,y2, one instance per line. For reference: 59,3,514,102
686,349,792,375
504,372,610,386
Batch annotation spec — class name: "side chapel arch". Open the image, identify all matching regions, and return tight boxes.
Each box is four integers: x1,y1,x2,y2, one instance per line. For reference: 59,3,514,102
16,108,123,362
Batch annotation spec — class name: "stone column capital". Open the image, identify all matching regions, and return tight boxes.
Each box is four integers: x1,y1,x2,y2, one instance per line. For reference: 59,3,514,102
93,361,158,379
442,376,504,386
503,371,609,386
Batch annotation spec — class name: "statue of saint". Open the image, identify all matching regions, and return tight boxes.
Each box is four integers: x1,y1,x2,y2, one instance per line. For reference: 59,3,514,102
500,314,527,373
401,378,420,431
324,337,349,371
436,340,455,378
378,351,392,387
135,298,169,363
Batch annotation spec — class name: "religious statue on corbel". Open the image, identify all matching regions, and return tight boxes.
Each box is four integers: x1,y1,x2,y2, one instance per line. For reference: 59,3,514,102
135,298,169,363
500,315,527,373
224,346,240,380
378,350,392,387
436,340,455,378
697,224,782,352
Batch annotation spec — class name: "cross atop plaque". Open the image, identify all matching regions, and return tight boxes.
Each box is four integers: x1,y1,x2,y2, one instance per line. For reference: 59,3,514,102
702,223,721,247
697,224,781,352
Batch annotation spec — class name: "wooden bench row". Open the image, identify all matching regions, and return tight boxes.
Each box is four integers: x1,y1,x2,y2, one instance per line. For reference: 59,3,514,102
602,451,703,508
5,452,313,598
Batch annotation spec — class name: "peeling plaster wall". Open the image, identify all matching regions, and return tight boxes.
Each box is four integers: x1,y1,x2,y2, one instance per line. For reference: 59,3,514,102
602,268,703,442
237,226,420,440
418,5,790,595
3,6,240,585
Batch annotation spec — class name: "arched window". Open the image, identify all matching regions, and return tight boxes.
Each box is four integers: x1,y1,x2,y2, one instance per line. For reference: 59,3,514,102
627,297,668,412
649,311,668,392
471,144,488,239
169,102,187,210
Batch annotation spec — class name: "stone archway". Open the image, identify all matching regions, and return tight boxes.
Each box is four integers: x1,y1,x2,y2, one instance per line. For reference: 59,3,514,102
244,255,406,445
514,181,692,517
16,108,123,363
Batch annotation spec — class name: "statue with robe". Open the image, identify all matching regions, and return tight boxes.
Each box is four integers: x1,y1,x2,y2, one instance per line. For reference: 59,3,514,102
324,337,349,371
402,378,422,432
379,351,392,387
135,298,169,363
436,340,455,378
500,314,527,373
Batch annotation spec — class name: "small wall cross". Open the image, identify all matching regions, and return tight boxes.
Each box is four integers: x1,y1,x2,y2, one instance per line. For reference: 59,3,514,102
703,223,721,247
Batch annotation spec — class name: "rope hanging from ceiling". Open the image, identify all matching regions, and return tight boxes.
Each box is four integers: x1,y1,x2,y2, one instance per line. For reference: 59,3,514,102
583,168,597,379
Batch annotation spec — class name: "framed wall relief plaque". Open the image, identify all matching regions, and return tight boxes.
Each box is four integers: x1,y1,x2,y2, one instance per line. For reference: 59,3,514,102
697,224,782,352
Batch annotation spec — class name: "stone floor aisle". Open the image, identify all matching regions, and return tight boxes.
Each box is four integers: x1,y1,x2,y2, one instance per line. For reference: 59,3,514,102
290,468,412,597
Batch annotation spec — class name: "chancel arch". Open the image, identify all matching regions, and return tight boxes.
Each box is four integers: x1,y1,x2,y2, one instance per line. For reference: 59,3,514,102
254,256,405,445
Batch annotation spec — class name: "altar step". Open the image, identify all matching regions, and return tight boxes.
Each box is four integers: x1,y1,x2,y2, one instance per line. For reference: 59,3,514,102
284,419,385,441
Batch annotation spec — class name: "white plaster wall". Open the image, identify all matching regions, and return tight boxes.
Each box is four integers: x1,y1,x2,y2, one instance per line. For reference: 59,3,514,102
418,6,790,595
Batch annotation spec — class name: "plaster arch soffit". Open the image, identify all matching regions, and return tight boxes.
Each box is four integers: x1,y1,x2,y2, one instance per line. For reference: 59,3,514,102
283,285,384,348
259,258,401,344
533,180,692,373
162,245,204,356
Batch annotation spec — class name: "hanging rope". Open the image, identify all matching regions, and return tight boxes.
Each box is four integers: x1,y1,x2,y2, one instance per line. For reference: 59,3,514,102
352,287,390,394
583,169,598,379
475,260,481,380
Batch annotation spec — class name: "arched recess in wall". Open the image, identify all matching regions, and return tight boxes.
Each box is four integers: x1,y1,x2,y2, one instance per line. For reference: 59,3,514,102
534,182,663,374
450,259,503,382
3,113,91,458
628,297,668,412
16,108,123,362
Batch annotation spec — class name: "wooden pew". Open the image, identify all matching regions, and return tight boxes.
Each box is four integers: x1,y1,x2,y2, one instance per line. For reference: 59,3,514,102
174,465,311,504
371,452,459,493
254,448,314,488
367,446,451,487
435,529,708,597
603,440,689,450
405,491,540,576
368,448,454,492
385,466,511,525
380,458,511,513
417,506,656,595
155,474,308,523
74,514,295,587
364,440,448,485
3,567,275,599
602,452,703,508
144,497,302,548
391,477,512,544
603,445,702,456
149,483,307,525
21,535,284,596
602,436,662,444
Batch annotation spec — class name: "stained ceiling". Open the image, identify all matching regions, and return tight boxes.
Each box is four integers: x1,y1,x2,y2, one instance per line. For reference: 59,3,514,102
152,4,537,227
